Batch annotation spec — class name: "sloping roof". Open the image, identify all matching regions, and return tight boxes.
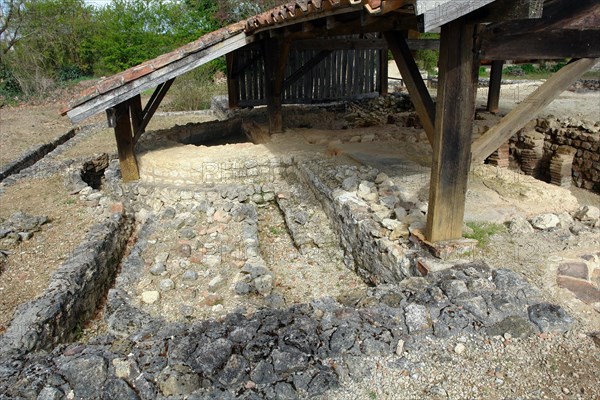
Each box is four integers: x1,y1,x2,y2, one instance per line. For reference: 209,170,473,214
62,0,492,123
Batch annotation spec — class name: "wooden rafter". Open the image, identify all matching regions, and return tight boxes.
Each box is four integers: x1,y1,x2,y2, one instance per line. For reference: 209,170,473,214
133,78,175,144
472,57,599,164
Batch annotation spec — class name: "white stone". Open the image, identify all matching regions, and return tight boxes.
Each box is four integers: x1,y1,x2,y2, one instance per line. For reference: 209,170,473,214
454,343,466,354
508,216,535,234
375,172,389,184
141,291,160,304
381,218,403,231
254,274,273,296
208,275,226,292
530,213,560,230
395,339,405,357
358,181,376,195
112,359,130,379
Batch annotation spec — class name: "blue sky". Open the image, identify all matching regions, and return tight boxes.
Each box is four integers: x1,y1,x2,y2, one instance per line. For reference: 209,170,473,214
85,0,112,7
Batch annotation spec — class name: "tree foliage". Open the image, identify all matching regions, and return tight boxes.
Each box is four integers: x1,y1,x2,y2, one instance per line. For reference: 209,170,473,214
0,0,284,99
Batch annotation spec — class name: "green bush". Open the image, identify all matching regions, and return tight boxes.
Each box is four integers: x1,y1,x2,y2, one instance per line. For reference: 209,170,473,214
165,61,227,111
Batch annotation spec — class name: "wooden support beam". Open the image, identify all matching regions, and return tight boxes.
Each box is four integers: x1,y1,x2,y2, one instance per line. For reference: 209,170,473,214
133,78,174,144
112,102,139,182
405,39,440,51
469,0,544,23
425,20,478,242
283,50,332,90
226,53,240,108
129,94,143,134
263,39,290,133
480,29,600,60
472,58,599,164
486,60,503,113
384,31,435,144
377,47,388,95
291,38,386,51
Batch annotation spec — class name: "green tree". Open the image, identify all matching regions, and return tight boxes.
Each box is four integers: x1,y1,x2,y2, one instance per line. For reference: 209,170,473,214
1,0,96,96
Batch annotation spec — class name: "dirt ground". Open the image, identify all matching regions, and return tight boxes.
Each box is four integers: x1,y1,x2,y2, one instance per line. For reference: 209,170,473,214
0,78,598,398
0,175,94,331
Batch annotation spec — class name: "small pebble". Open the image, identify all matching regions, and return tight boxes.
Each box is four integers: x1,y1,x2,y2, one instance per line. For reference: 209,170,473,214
454,343,466,354
562,387,570,394
159,279,175,291
141,291,160,304
180,244,192,258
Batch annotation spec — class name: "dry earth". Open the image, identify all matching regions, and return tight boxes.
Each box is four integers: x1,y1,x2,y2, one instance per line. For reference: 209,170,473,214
0,79,598,399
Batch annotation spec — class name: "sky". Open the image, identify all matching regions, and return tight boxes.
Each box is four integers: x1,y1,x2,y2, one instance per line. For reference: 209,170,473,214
84,0,112,7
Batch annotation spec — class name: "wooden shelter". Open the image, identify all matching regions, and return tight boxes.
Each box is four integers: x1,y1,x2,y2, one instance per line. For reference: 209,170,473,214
61,0,599,243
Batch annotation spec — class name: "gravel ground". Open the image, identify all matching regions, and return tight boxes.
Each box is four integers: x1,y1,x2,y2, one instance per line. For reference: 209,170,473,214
320,328,600,400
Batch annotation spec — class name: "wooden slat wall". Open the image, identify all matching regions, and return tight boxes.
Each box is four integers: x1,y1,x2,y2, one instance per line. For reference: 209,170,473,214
235,37,384,107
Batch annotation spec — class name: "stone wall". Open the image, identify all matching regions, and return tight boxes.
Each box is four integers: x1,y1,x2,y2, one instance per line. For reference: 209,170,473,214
510,118,600,193
0,212,133,359
0,128,77,182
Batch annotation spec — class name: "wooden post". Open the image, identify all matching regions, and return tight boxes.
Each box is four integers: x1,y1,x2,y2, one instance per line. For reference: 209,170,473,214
425,20,478,242
487,60,504,113
112,101,139,182
263,39,290,133
226,52,240,109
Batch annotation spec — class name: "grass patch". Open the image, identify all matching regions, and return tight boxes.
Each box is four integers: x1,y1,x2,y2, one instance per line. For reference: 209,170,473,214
464,222,506,247
269,226,284,236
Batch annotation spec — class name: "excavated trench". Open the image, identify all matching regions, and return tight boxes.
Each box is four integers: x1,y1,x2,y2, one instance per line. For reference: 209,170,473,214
0,99,592,399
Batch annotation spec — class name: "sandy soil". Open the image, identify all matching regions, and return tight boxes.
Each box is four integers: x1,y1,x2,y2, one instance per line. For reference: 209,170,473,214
0,175,94,331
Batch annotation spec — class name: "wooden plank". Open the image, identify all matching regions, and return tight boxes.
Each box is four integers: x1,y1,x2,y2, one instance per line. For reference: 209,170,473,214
480,29,600,60
68,32,255,123
486,60,503,113
284,50,332,91
472,57,599,164
416,0,495,32
377,47,389,95
129,94,143,135
226,53,240,108
340,50,350,97
480,0,598,36
292,38,387,51
112,102,139,182
240,53,247,102
469,0,544,23
405,39,440,51
425,20,478,242
384,31,435,144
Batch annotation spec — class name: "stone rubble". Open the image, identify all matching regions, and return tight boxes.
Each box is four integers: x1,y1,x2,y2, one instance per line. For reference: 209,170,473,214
0,261,575,400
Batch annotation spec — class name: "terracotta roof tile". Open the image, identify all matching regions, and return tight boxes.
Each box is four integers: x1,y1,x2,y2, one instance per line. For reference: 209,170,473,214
65,0,374,117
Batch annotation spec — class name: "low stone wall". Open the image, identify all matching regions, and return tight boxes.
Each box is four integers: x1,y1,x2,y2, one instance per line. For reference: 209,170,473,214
295,160,419,285
510,118,600,193
0,128,77,182
0,212,133,359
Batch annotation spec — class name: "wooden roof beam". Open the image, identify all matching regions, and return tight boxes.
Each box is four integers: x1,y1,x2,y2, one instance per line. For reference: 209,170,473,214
480,28,600,60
